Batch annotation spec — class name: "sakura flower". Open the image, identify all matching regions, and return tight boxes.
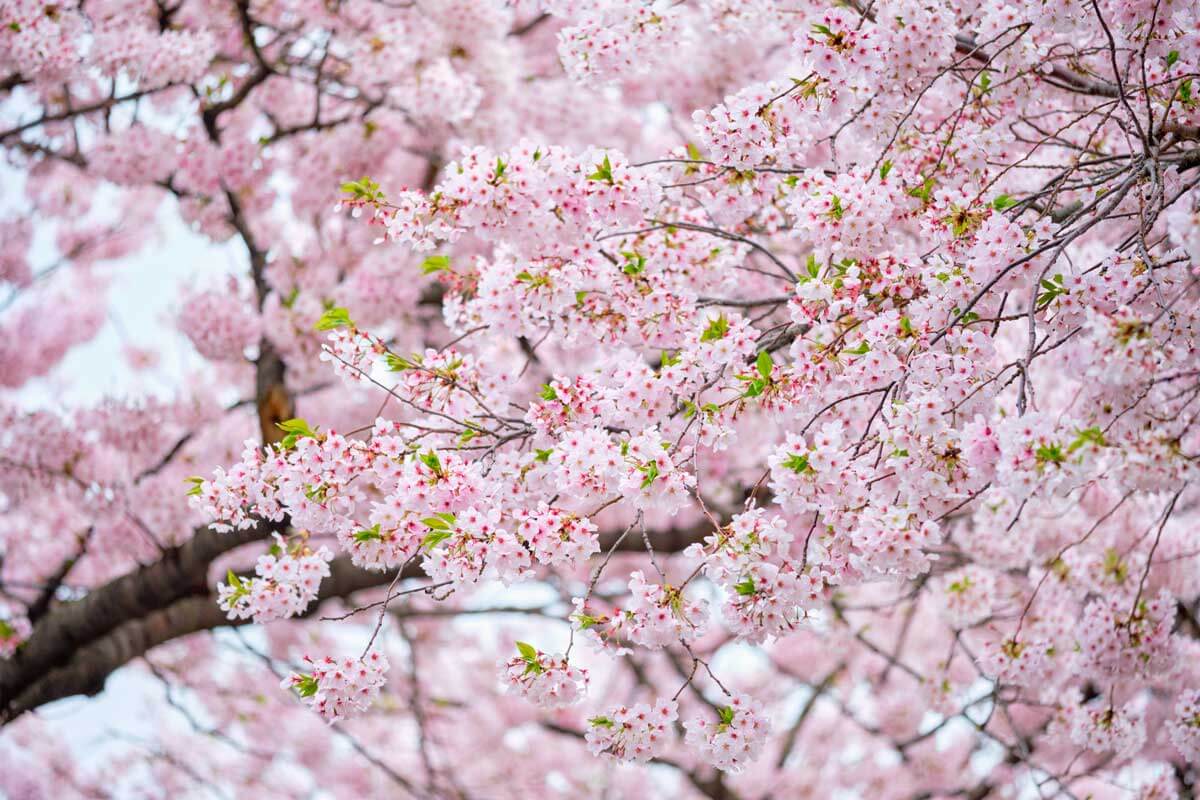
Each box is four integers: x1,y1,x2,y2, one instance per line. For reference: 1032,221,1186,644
585,698,678,763
500,642,588,709
282,651,389,724
1166,689,1200,763
683,694,771,773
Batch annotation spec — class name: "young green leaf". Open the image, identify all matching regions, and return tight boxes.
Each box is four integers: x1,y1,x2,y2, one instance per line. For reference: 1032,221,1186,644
587,154,615,184
421,255,451,274
756,350,773,380
354,524,383,542
314,307,354,331
421,529,452,550
782,453,812,473
701,315,729,342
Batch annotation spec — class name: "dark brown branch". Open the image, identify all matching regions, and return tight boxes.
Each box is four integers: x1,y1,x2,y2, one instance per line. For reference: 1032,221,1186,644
0,523,272,721
0,518,711,723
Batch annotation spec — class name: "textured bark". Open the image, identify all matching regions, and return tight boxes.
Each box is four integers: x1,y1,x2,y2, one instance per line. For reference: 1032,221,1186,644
0,524,269,720
0,518,711,724
0,554,418,720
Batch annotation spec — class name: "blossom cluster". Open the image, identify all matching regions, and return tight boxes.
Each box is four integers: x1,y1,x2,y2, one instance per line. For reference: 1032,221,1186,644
585,698,678,763
216,535,332,623
499,642,588,709
282,651,390,724
5,0,1200,791
683,695,772,773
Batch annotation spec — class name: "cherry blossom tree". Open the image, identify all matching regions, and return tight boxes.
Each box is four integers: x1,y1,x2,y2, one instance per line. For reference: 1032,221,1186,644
2,0,1200,797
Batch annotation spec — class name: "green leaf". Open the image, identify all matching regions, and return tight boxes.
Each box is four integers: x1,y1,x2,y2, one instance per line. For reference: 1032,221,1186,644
802,253,821,282
354,524,383,542
975,71,992,96
639,461,660,489
574,290,589,306
843,341,870,356
421,529,452,551
421,516,451,530
718,705,736,725
494,157,507,180
1035,443,1065,465
621,251,646,276
1166,50,1179,67
782,453,812,474
534,448,553,463
1069,426,1106,452
701,315,729,342
756,350,773,380
276,418,318,449
1036,274,1067,309
589,715,614,728
314,307,354,331
587,154,615,184
386,353,416,371
907,175,936,204
419,450,443,474
539,384,558,401
992,194,1018,211
515,641,539,663
879,160,893,181
225,569,244,591
733,576,756,596
281,286,300,309
1178,78,1193,106
277,418,317,437
184,476,205,497
293,674,319,698
421,255,451,274
0,619,15,639
827,194,844,221
340,176,384,202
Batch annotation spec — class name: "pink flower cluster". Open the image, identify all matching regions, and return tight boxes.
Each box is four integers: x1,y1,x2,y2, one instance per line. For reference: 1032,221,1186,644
682,694,771,773
513,503,599,567
623,570,709,649
282,651,390,724
1167,689,1200,764
585,697,678,763
500,642,588,709
217,535,332,623
177,282,262,362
